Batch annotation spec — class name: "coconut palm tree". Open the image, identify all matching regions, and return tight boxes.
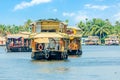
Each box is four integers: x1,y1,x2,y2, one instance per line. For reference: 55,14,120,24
24,19,32,31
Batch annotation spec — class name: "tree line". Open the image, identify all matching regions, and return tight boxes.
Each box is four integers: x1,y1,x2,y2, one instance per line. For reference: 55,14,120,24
0,18,120,43
0,19,32,36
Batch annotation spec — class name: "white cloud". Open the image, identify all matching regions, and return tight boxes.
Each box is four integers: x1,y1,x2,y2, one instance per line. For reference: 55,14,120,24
53,9,58,12
62,12,75,17
75,15,88,22
84,4,109,10
14,0,51,11
62,11,89,23
114,12,120,20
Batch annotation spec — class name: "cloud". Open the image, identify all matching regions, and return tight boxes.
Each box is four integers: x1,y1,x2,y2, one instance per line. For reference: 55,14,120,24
62,11,89,23
53,9,58,12
114,12,120,20
75,15,88,22
84,4,109,10
62,12,75,17
14,0,51,11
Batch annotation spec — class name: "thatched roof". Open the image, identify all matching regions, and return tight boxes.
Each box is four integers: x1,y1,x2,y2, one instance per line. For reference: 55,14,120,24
87,36,99,41
33,32,67,38
7,34,29,39
34,38,49,43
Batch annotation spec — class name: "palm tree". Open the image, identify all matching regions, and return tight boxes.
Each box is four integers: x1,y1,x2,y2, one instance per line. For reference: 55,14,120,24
24,19,32,31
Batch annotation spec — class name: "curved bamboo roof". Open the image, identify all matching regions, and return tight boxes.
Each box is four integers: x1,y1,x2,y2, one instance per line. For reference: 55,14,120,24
7,34,29,39
33,32,67,38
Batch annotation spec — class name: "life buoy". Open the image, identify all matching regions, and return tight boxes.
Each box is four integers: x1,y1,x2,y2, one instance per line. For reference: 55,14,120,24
38,44,43,51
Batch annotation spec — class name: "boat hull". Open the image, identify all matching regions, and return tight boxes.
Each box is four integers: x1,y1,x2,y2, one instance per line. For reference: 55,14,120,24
67,49,82,56
31,51,68,60
7,46,32,52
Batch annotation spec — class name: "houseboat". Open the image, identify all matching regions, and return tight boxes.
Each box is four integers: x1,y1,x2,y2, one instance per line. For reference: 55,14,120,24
31,32,68,60
84,36,101,45
6,32,32,52
30,20,69,60
105,35,119,45
66,27,82,56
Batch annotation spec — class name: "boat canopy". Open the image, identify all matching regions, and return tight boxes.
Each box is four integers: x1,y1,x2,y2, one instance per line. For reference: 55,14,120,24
34,38,49,43
33,32,67,38
7,34,29,39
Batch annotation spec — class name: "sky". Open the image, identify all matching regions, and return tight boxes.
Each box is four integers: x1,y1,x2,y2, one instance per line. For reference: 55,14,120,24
0,0,120,26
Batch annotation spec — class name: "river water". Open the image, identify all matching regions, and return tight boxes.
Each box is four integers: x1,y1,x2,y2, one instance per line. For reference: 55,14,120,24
0,45,120,80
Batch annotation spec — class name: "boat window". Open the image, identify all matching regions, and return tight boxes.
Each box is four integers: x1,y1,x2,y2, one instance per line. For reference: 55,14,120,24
41,29,56,32
36,24,41,33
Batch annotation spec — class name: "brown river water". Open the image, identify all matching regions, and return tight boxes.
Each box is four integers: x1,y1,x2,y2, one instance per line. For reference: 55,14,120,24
0,45,120,80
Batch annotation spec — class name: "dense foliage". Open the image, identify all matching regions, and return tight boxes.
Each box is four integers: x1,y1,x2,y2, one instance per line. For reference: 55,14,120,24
77,18,120,43
0,18,120,43
0,19,32,36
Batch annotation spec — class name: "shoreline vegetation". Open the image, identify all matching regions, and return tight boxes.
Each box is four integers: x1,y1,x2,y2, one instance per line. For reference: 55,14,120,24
0,18,120,45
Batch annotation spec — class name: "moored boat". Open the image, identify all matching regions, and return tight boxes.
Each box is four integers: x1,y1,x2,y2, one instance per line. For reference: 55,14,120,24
105,35,119,45
6,32,32,52
31,32,68,60
84,36,101,45
66,27,82,56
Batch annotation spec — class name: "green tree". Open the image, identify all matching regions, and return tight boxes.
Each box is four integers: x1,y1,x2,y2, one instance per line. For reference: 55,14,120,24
24,19,32,31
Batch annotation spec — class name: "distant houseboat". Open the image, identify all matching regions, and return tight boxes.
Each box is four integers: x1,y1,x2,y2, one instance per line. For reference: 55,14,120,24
85,36,101,45
66,27,82,56
0,36,6,46
105,35,119,45
6,32,32,52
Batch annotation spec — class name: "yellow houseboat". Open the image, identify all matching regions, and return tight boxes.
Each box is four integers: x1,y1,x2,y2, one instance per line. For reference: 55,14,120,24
85,36,101,45
105,35,119,45
30,20,69,60
66,27,82,55
6,32,32,52
31,32,68,60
